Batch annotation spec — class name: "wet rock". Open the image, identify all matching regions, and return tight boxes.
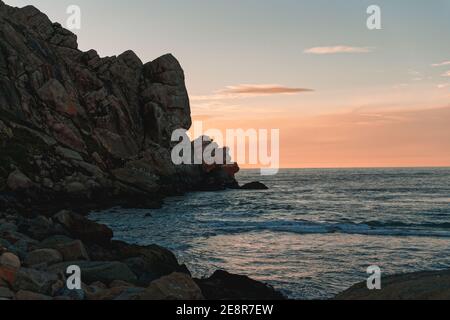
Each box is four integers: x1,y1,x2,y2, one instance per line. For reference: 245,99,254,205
7,170,34,191
335,270,450,300
65,182,88,195
0,223,17,233
136,273,204,300
18,216,62,241
112,241,186,285
53,210,113,244
24,249,63,267
240,182,269,190
49,261,137,285
55,240,90,261
0,252,21,269
39,235,74,249
195,270,285,300
13,268,59,295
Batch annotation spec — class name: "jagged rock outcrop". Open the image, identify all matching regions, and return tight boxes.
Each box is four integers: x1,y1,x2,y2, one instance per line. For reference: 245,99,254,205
0,1,238,212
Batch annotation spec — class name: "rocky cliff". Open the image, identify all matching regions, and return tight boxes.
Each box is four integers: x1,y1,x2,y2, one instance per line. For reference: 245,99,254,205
0,1,238,212
0,1,287,302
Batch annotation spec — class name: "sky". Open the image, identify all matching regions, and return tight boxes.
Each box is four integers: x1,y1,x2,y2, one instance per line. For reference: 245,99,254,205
6,0,450,168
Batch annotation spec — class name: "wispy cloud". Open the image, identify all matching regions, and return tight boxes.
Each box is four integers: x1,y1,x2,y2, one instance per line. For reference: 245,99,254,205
304,46,373,55
442,71,450,77
191,84,314,101
221,84,313,95
432,61,450,67
437,83,450,89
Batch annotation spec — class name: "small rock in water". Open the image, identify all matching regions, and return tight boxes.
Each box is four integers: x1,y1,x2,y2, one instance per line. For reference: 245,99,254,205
240,181,269,190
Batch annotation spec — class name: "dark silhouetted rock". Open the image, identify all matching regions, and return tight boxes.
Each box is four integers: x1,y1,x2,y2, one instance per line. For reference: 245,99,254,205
240,182,269,190
335,270,450,300
53,210,113,244
195,270,285,300
135,272,204,300
49,261,137,285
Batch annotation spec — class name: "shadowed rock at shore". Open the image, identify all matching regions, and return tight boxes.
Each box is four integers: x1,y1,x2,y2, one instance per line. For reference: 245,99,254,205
240,181,269,190
334,270,450,300
0,209,286,300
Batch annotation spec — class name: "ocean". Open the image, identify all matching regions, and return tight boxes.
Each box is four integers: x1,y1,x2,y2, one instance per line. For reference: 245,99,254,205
90,168,450,299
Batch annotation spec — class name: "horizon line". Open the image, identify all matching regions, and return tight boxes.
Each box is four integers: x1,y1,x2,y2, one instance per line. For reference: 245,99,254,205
239,165,450,170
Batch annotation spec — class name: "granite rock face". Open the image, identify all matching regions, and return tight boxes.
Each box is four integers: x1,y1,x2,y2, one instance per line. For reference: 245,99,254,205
0,1,238,211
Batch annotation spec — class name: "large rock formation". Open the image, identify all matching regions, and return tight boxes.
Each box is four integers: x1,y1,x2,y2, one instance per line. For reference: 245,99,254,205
0,1,238,212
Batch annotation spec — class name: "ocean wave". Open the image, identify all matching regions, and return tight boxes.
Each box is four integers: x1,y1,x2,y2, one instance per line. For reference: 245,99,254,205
206,219,450,238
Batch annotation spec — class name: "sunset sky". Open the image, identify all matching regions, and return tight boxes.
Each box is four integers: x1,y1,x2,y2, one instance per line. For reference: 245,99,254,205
7,0,450,168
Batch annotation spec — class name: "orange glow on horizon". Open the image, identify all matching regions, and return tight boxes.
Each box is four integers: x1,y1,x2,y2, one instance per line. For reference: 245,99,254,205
191,106,450,169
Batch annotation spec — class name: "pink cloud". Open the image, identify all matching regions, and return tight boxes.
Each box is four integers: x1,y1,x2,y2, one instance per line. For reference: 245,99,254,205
432,61,450,67
304,46,373,55
220,84,314,95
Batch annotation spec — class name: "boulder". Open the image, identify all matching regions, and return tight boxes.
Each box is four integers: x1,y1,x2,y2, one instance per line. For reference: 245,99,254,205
7,170,34,191
0,222,17,233
135,273,204,300
240,182,269,190
55,240,90,261
24,249,63,267
195,270,285,300
112,241,184,284
53,210,113,244
39,235,74,248
49,261,137,285
12,268,59,295
335,270,450,300
0,252,21,269
18,215,63,241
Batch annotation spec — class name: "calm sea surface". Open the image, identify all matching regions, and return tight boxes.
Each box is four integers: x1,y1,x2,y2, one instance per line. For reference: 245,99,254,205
91,168,450,299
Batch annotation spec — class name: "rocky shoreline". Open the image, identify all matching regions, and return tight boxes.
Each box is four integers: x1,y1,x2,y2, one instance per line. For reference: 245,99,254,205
0,208,285,300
